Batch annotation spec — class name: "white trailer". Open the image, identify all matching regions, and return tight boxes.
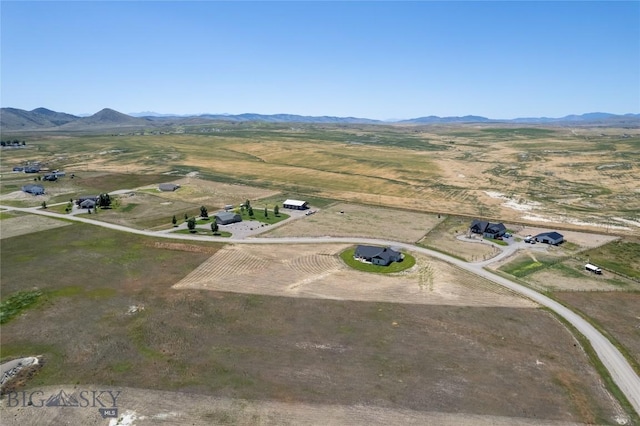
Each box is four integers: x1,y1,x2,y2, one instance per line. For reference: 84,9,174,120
585,263,602,274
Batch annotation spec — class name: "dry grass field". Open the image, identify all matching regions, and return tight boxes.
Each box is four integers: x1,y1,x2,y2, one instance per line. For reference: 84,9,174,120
0,213,71,239
0,385,621,426
2,124,639,424
554,291,640,374
1,124,638,235
1,225,630,424
264,202,443,243
174,244,536,308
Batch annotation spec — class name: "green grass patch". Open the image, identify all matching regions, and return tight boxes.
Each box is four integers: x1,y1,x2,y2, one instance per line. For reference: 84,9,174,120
0,290,43,324
549,263,585,279
211,231,232,238
240,209,290,225
500,255,561,277
339,247,416,274
119,203,138,213
581,240,640,279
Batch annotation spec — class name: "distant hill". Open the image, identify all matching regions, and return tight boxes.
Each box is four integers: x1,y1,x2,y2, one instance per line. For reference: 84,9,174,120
399,115,492,124
1,107,79,130
1,107,639,132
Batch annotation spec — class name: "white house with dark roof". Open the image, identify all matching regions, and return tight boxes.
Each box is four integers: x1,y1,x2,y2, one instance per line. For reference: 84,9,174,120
282,199,309,210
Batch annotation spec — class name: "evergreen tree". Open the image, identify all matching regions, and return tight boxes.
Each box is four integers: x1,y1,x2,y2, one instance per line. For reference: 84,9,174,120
172,215,177,226
274,205,279,216
187,217,196,232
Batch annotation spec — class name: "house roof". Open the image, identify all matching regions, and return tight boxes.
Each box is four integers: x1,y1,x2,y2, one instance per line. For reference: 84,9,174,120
22,184,44,193
536,231,564,240
355,245,401,262
486,223,506,233
159,183,179,190
214,211,240,221
80,199,96,208
283,199,307,207
470,219,489,231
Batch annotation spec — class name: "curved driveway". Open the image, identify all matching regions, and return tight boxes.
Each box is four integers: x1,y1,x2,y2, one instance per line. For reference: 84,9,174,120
2,204,639,416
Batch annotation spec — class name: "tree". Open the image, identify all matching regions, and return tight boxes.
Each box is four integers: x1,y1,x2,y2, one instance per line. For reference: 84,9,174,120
248,206,254,218
172,215,177,226
264,207,268,218
211,221,219,235
200,206,208,218
245,199,251,209
187,217,196,232
98,193,111,208
41,201,47,209
274,205,279,216
184,213,189,221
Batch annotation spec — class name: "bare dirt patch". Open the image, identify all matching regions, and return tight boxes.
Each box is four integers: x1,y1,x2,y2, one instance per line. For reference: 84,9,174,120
264,203,443,243
174,244,536,308
0,215,71,240
0,385,610,426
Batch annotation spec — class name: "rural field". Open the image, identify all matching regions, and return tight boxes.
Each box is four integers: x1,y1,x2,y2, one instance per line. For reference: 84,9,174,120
0,223,630,425
1,122,639,424
263,202,443,243
1,123,638,235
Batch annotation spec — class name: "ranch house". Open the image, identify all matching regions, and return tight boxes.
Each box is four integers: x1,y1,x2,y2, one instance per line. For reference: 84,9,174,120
214,211,242,225
535,231,564,245
21,184,45,195
76,195,99,206
354,245,402,266
470,219,506,239
282,199,309,210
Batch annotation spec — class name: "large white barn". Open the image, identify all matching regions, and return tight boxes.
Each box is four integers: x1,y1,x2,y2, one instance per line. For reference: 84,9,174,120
282,199,309,210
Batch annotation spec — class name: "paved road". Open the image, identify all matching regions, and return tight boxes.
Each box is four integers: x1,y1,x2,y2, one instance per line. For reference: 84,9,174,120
2,204,639,416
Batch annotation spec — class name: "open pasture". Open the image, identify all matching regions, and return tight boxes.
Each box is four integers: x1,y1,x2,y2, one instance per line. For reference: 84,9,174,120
264,202,443,243
0,216,631,423
1,124,638,234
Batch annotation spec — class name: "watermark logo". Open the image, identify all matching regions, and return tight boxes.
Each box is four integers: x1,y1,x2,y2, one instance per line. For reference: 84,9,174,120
4,389,120,418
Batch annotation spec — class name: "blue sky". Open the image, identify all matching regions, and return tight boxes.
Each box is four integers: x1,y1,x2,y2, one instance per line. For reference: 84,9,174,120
1,1,638,119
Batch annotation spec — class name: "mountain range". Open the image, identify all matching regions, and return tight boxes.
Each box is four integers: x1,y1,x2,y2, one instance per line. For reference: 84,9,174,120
1,107,639,132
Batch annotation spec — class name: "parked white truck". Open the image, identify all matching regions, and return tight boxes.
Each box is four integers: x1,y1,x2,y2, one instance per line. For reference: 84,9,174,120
585,263,602,274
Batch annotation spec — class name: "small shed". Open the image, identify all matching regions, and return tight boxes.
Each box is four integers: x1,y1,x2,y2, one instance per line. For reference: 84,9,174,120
21,184,45,195
283,199,309,210
214,211,242,225
159,183,180,192
535,231,564,245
